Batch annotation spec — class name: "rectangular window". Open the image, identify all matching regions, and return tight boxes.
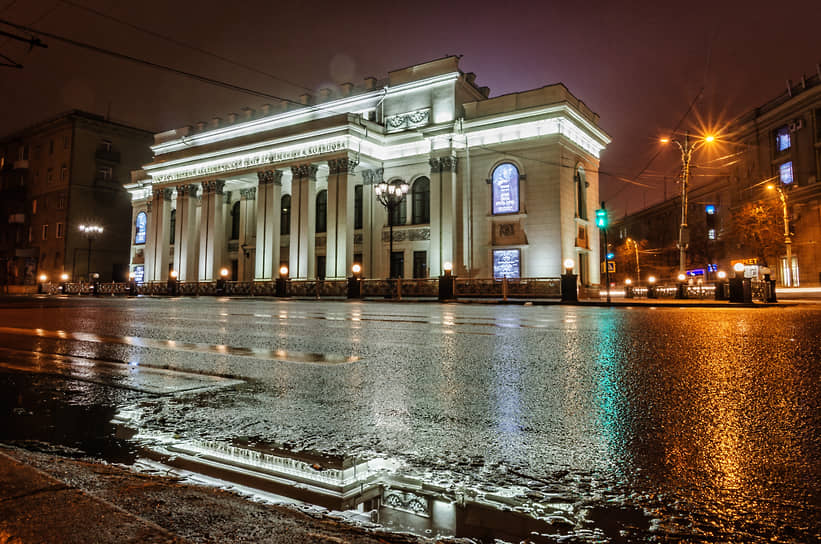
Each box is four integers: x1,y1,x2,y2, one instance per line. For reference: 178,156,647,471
775,126,791,152
413,251,427,278
493,248,521,278
779,161,794,185
58,196,66,210
390,251,404,279
56,223,64,238
60,165,67,183
354,185,363,229
41,224,48,240
32,199,37,215
101,140,113,152
97,166,113,180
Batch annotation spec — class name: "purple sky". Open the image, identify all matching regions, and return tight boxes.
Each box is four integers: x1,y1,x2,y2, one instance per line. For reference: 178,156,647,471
1,0,818,216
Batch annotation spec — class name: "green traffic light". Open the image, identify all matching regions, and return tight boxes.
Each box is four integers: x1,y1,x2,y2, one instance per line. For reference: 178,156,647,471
595,208,607,228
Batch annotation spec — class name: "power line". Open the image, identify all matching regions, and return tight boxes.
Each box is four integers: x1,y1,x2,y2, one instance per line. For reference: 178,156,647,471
55,0,312,94
0,17,303,105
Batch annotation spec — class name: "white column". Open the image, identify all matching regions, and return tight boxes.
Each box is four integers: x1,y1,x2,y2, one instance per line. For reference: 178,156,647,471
289,164,317,280
146,187,172,282
429,156,458,276
254,170,282,281
198,179,226,281
238,187,256,281
326,157,358,280
174,184,199,281
361,168,381,278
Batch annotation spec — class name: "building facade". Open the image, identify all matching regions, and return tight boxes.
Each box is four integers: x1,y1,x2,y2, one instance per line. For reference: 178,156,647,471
0,111,153,285
127,57,610,286
613,67,821,286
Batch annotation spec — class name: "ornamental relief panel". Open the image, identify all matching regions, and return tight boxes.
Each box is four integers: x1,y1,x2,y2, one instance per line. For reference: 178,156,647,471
381,227,430,242
385,108,431,133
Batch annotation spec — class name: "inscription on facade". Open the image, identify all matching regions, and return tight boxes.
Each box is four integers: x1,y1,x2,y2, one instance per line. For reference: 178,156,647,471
152,139,347,183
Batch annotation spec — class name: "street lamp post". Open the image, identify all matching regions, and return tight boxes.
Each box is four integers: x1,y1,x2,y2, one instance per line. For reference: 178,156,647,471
626,237,641,285
767,183,792,286
78,224,103,282
660,132,715,274
374,180,409,279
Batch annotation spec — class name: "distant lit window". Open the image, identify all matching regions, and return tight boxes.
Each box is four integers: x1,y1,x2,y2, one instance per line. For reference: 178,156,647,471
41,224,48,240
779,161,794,184
134,211,147,245
56,222,64,238
775,126,791,152
32,199,37,215
708,228,716,240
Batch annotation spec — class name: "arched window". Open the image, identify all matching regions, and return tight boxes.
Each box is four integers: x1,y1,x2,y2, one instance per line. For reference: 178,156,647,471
281,195,291,235
389,181,406,226
316,189,327,233
230,201,241,240
575,165,588,220
134,211,147,244
411,177,430,224
491,163,520,215
354,185,363,229
169,209,176,245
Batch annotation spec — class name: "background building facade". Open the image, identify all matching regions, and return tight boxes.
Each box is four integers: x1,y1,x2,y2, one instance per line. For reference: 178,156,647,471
613,69,821,286
127,57,610,285
0,111,153,285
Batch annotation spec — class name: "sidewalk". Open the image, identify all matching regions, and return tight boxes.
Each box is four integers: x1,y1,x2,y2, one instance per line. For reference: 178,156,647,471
0,445,426,544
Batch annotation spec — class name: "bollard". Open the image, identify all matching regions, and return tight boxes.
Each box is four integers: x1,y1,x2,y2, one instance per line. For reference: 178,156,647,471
438,271,455,301
714,280,728,300
560,273,577,302
647,284,657,298
167,278,179,296
275,277,288,297
763,272,777,303
347,276,362,299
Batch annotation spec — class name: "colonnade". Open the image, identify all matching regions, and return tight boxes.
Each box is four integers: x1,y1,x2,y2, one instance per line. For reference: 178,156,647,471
141,155,458,282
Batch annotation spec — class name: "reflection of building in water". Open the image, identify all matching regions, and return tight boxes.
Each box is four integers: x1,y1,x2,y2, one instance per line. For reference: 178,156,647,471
127,57,610,285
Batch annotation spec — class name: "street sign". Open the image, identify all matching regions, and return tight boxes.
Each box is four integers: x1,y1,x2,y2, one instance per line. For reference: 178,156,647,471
600,262,616,273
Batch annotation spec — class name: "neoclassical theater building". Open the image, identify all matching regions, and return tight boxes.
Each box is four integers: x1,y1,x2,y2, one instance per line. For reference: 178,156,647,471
126,57,610,285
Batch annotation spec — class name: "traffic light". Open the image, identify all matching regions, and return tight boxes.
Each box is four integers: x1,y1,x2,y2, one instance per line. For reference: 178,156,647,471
595,208,608,228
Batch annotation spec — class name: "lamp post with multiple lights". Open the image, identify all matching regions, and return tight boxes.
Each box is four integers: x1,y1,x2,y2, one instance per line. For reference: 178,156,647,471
660,132,715,274
767,182,793,286
374,180,409,278
78,224,103,282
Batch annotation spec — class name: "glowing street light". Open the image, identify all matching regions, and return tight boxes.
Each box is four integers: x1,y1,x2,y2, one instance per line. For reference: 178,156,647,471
78,224,104,282
660,132,716,274
626,237,641,285
374,180,409,278
717,270,727,279
767,183,793,286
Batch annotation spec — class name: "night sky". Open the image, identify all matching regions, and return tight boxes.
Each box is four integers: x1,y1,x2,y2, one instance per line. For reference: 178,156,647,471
1,0,818,216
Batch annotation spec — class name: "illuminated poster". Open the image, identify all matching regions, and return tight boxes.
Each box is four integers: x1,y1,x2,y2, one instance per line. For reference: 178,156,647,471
492,163,519,214
135,211,147,244
133,265,144,285
493,249,520,278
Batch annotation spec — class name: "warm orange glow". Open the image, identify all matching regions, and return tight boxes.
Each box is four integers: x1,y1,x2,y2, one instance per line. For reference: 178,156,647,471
659,138,670,144
351,263,361,274
279,266,289,277
38,274,47,282
219,267,229,278
624,278,632,285
766,184,775,190
60,273,69,281
704,135,715,143
169,270,178,278
648,276,656,284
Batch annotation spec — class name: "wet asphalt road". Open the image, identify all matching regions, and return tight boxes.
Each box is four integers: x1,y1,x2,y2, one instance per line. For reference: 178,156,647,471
1,296,820,542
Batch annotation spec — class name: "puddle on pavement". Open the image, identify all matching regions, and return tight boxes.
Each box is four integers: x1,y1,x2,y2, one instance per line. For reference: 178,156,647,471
0,370,137,464
119,427,586,543
0,325,357,365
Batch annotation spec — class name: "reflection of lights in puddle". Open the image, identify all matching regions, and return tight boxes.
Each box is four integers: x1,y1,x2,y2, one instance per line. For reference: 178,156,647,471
119,430,577,542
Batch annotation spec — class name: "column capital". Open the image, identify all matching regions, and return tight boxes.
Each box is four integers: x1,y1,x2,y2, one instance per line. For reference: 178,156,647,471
291,163,318,181
429,156,458,173
154,187,173,201
240,187,257,200
328,157,359,175
201,179,225,194
176,183,199,197
257,169,282,186
361,167,384,186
